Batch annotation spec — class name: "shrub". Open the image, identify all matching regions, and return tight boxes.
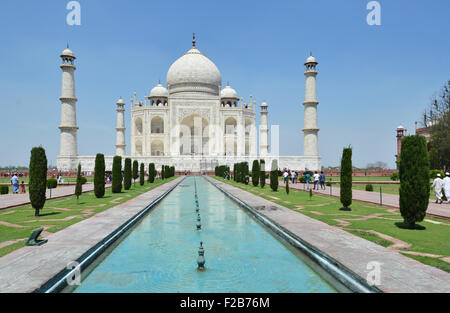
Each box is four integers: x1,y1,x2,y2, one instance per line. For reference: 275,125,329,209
46,178,58,189
148,163,156,183
340,146,353,209
132,160,139,185
286,177,289,194
112,156,122,193
399,135,430,228
299,176,306,183
161,165,165,180
430,169,445,179
80,177,87,185
124,158,132,190
270,159,278,192
29,146,47,217
0,186,8,194
390,172,399,181
365,184,374,192
252,160,260,187
75,163,82,203
94,153,105,198
326,181,331,187
140,163,145,186
260,160,266,188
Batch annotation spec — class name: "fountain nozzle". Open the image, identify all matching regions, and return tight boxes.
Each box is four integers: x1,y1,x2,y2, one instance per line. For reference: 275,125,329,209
197,242,205,270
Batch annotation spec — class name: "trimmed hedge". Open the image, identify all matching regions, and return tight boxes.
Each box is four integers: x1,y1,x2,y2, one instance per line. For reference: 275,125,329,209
259,160,265,188
0,186,9,194
270,159,278,192
132,160,139,185
340,146,353,209
124,158,132,190
29,146,47,217
46,178,58,189
75,163,82,202
251,160,260,187
94,153,105,198
399,135,430,228
112,156,122,193
140,163,145,186
365,184,374,192
148,163,156,183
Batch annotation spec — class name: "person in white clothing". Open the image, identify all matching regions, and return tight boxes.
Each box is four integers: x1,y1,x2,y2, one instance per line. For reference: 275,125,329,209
313,171,320,190
443,172,450,204
432,173,444,204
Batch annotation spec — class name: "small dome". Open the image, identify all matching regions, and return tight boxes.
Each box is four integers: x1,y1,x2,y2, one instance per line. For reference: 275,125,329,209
117,98,125,105
397,125,404,130
305,55,317,64
150,83,169,98
261,101,268,107
167,46,221,95
61,48,75,58
220,85,238,99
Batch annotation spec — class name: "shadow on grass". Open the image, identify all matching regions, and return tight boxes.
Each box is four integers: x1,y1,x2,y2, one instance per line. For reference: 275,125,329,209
339,207,352,211
395,222,426,230
37,212,61,217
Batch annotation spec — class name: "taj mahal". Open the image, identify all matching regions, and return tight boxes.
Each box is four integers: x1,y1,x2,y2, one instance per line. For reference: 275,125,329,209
56,35,321,172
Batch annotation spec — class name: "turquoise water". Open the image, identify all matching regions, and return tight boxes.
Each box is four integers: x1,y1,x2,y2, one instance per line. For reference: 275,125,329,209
72,177,338,293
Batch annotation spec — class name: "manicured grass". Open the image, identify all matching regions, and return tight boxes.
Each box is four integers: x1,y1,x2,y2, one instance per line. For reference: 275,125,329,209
0,177,176,257
214,176,450,273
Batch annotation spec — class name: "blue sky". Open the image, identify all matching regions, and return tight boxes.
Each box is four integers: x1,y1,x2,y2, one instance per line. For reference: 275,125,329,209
0,0,448,168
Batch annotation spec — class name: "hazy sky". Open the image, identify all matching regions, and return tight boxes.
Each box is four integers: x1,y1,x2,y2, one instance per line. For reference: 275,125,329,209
0,0,449,168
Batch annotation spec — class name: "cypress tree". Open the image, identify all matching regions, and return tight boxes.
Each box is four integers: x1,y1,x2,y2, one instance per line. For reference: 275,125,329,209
75,163,82,204
243,162,249,184
233,163,237,181
260,160,266,188
94,153,105,198
340,146,353,210
161,165,165,180
399,135,430,228
148,163,156,183
112,156,122,193
132,160,138,186
252,160,260,187
140,163,145,186
124,158,132,190
270,159,278,192
286,175,290,194
29,146,47,217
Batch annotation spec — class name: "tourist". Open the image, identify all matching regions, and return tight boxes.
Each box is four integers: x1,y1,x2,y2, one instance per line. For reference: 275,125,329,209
10,173,19,194
283,170,289,184
305,172,311,190
313,171,320,190
291,171,296,184
432,174,444,204
443,172,450,204
20,181,26,194
319,171,326,190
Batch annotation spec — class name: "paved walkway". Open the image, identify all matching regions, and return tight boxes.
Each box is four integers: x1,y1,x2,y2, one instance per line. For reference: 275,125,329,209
274,180,450,219
0,177,183,293
0,183,111,210
209,177,450,293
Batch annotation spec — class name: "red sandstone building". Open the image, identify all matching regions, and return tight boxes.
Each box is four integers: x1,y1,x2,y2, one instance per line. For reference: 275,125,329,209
395,123,431,169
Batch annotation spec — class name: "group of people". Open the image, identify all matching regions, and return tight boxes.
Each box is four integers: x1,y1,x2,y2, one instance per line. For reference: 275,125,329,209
282,169,327,191
10,173,26,194
432,172,450,204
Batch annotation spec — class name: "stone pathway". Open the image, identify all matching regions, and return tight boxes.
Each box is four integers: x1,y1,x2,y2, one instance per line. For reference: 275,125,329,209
0,177,183,293
210,177,450,292
274,180,450,219
0,183,112,210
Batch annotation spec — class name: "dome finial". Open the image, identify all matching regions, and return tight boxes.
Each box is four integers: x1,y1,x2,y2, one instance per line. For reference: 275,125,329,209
192,32,196,47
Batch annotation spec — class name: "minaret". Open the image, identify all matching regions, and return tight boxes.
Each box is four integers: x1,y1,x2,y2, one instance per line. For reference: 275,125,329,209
115,98,126,156
259,101,269,156
58,46,79,158
395,125,405,169
302,54,319,156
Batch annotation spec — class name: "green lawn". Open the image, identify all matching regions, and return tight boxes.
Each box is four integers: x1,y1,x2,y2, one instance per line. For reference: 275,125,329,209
0,177,176,257
213,176,450,273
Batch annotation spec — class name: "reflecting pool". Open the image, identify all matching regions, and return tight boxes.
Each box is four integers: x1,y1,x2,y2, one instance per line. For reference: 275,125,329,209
71,177,339,292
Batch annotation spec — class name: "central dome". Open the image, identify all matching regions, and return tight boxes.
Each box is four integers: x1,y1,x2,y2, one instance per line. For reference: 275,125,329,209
167,46,221,95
